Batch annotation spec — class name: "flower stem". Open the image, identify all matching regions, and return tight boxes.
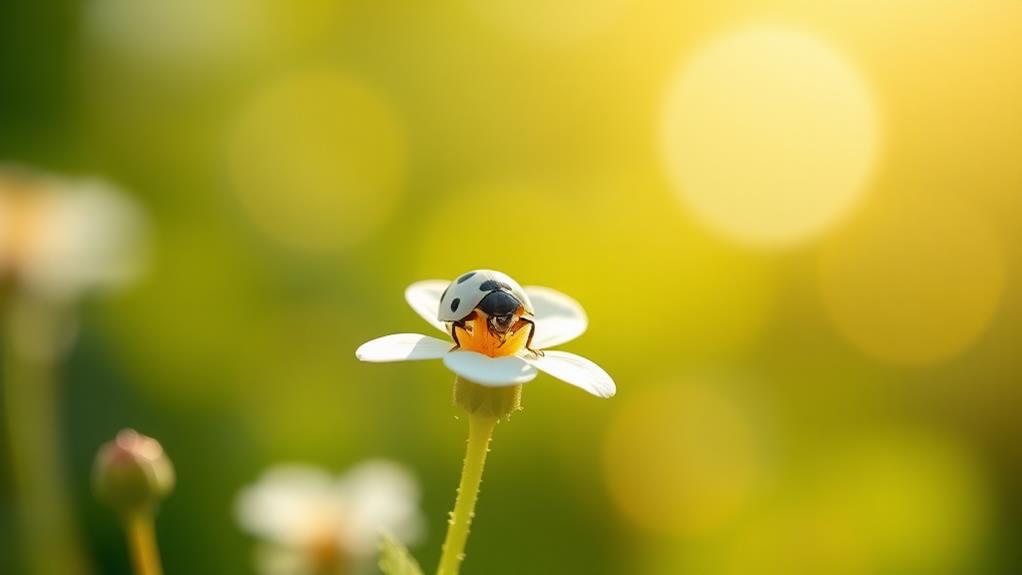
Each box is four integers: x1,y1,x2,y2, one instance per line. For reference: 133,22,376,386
436,413,498,575
125,512,164,575
1,294,91,575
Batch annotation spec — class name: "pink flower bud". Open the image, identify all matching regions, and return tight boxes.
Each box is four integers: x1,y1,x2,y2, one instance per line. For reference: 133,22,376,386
93,429,175,515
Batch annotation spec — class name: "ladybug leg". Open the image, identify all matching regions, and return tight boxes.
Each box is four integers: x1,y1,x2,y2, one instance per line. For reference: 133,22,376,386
518,317,543,357
450,322,462,349
450,312,477,350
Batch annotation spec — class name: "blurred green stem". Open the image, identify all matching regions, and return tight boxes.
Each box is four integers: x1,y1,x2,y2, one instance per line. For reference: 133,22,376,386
125,512,164,575
436,413,498,575
1,294,91,575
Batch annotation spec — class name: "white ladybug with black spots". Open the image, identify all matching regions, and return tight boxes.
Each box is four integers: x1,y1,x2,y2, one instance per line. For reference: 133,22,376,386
438,270,540,356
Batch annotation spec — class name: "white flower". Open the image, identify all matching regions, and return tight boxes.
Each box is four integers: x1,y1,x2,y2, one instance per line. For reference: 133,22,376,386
235,460,424,575
0,167,145,301
355,272,615,398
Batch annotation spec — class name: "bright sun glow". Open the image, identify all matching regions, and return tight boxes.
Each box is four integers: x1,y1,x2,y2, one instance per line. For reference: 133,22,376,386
662,25,880,248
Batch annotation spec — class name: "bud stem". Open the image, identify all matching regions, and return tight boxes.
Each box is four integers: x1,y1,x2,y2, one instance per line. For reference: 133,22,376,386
436,413,498,575
125,513,164,575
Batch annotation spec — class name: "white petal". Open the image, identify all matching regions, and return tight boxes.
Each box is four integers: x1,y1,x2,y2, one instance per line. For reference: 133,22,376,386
405,280,450,333
234,465,335,546
336,460,425,555
20,178,146,301
355,333,451,363
524,286,588,349
443,351,538,386
524,351,615,398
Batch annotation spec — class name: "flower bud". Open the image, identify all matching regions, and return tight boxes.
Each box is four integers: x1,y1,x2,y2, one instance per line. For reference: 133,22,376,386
93,429,175,515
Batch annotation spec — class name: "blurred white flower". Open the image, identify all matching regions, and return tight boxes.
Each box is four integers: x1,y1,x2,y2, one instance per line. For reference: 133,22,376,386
235,460,425,575
356,269,615,398
0,167,146,302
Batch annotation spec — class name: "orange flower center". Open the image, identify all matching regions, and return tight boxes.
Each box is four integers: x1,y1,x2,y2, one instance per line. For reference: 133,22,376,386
452,311,531,358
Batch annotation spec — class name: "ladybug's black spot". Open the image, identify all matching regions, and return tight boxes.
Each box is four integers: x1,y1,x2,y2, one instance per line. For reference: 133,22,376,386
457,272,476,284
479,279,512,292
450,298,461,312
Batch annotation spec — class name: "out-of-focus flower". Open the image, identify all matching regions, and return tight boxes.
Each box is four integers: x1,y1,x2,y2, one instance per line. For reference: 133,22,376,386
0,166,145,302
93,429,176,516
235,460,424,575
356,269,615,398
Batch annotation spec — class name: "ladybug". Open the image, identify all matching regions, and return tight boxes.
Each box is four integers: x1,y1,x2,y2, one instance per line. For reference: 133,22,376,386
438,270,539,356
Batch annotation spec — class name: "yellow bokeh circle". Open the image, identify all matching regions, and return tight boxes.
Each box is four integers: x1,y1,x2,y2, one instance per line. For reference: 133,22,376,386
662,25,880,247
230,70,406,253
818,196,1003,365
604,380,766,536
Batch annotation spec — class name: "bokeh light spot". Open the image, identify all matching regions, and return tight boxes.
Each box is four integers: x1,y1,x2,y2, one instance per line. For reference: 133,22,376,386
662,25,880,247
818,196,1004,365
230,70,406,253
604,380,766,536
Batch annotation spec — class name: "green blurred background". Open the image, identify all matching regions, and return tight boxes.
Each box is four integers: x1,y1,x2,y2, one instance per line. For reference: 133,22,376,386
2,0,1021,573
